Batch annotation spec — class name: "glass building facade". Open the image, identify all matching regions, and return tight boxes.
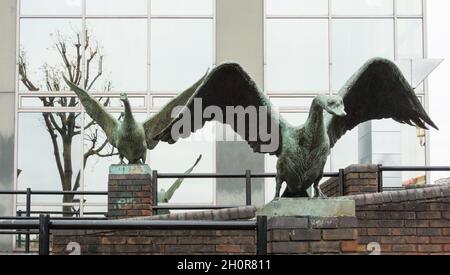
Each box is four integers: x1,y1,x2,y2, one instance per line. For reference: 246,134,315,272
8,0,429,217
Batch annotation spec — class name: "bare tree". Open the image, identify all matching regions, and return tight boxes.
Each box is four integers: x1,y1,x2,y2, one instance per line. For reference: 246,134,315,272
18,30,118,216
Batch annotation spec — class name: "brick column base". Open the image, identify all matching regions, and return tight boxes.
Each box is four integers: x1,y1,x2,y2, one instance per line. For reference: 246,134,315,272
108,165,153,220
321,164,379,197
267,216,359,255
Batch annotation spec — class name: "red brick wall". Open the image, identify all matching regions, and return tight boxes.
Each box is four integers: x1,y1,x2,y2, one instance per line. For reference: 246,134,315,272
353,185,450,255
52,229,255,255
321,165,379,197
108,173,153,219
52,186,450,255
267,216,359,255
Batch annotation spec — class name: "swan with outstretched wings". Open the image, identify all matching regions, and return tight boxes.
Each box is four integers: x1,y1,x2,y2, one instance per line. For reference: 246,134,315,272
154,58,438,198
63,72,208,164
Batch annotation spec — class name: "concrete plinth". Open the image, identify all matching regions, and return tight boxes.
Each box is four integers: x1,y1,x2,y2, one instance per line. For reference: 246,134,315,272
257,198,356,219
108,164,153,220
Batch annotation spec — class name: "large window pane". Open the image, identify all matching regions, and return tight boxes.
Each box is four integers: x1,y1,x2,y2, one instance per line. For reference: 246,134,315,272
266,0,328,15
332,0,393,15
331,128,358,170
86,19,147,92
19,19,82,92
397,0,423,16
398,19,423,59
332,19,394,90
21,0,82,15
269,96,314,109
266,19,329,92
86,0,148,15
150,123,215,204
150,19,213,91
151,0,213,16
17,113,82,204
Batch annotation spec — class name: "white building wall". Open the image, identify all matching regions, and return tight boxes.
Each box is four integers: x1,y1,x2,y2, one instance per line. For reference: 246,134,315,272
0,0,17,251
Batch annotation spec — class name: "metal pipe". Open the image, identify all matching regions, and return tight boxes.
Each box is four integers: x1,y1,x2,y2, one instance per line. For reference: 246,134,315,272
0,190,107,195
377,165,383,193
152,170,158,216
156,172,340,179
39,215,50,255
49,220,257,231
245,170,252,206
0,219,256,231
379,166,450,172
339,169,345,196
0,230,39,235
17,210,22,248
256,216,268,255
25,188,31,253
0,216,107,220
153,205,241,210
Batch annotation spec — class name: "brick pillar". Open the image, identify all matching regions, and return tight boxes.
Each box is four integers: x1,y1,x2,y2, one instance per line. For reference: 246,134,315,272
267,216,359,255
321,164,379,197
108,165,153,220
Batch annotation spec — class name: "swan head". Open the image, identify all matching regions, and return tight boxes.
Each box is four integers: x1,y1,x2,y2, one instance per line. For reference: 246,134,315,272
324,95,346,117
119,93,128,103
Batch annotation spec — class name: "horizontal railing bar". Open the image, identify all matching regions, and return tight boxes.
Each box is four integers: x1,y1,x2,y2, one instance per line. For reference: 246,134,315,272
380,166,450,172
383,187,407,191
153,205,241,210
0,220,256,231
158,173,261,179
157,172,339,179
0,191,107,195
0,230,39,235
25,211,106,215
0,220,39,230
0,216,107,220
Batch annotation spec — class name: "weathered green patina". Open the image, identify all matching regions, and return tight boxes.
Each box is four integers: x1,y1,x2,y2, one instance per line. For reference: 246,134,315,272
155,58,438,198
63,72,208,164
157,154,202,215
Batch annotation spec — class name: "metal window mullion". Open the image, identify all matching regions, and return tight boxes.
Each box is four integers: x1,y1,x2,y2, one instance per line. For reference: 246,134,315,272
422,0,431,173
79,0,88,218
394,0,399,60
211,0,217,205
328,0,336,172
12,0,23,252
147,0,152,164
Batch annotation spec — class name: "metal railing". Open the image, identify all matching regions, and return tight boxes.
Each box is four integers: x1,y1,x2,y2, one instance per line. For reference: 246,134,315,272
0,169,342,253
0,188,108,253
377,165,450,192
0,215,268,255
1,165,449,254
152,169,343,213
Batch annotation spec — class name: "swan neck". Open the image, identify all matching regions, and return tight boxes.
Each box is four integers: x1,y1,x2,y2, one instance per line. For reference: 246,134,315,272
123,100,134,123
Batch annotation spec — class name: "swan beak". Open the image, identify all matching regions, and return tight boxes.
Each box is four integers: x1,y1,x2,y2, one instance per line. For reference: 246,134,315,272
336,110,347,117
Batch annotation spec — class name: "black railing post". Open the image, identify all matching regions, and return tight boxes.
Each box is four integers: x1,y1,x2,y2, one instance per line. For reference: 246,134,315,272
245,170,252,206
25,188,31,253
39,214,50,255
377,165,383,192
17,210,22,248
256,215,267,255
152,170,158,215
339,169,345,196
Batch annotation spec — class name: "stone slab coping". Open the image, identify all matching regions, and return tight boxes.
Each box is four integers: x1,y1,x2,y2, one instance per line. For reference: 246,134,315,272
256,198,356,218
126,206,258,221
349,184,450,206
